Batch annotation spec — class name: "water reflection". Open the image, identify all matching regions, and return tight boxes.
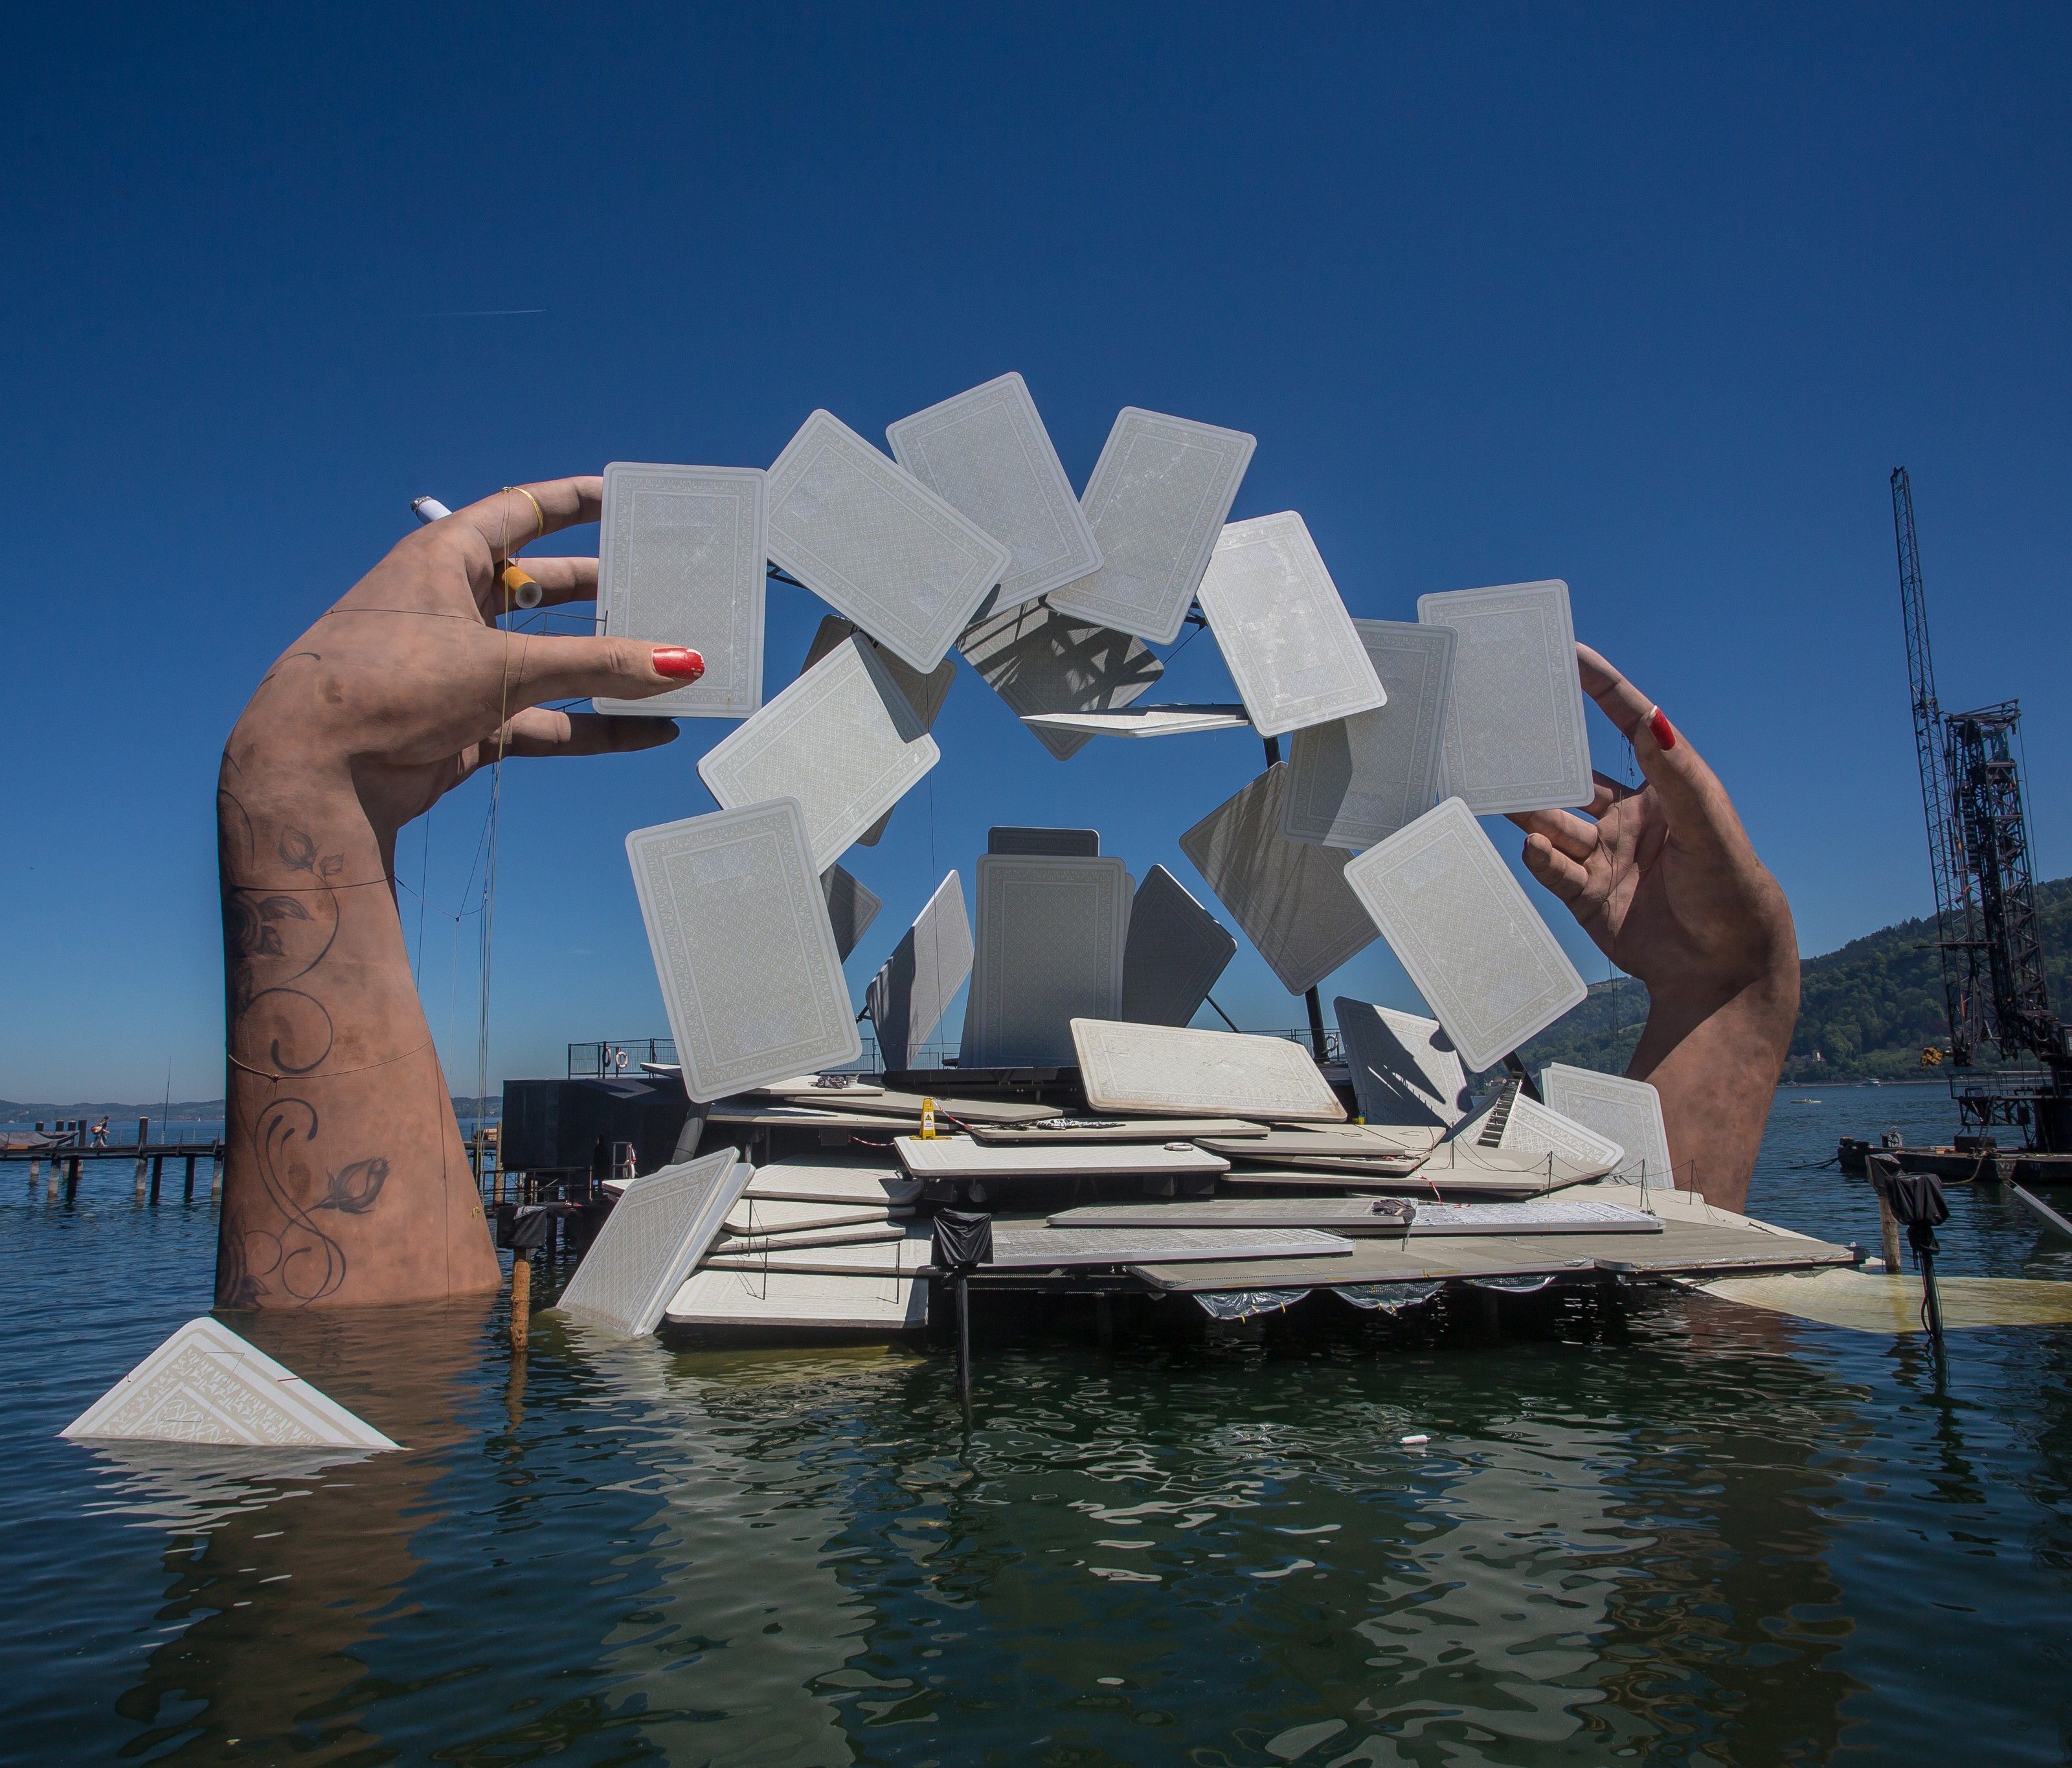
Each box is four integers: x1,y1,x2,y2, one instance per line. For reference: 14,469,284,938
111,1301,493,1760
566,1328,915,1765
776,1299,1873,1765
96,1292,1898,1763
8,1090,2072,1765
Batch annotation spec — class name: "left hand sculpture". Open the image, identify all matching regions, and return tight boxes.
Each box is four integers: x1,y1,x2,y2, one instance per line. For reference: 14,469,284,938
216,479,701,1308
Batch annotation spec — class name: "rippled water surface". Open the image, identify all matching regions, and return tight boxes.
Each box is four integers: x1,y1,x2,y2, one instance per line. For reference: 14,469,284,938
8,1088,2072,1765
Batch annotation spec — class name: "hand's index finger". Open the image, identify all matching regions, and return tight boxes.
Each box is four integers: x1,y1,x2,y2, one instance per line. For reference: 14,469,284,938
449,476,603,559
1573,642,1742,858
1577,643,1653,741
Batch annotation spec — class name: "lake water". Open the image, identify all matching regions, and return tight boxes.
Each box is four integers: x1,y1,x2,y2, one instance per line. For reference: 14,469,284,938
7,1086,2071,1765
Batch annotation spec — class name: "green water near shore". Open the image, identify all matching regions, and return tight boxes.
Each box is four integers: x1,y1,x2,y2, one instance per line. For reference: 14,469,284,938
6,1088,2071,1765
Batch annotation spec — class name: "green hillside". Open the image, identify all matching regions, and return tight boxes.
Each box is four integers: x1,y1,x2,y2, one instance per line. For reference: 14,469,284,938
1518,877,2072,1082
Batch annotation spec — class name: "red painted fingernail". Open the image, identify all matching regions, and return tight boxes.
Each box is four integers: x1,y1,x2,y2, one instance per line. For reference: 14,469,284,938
1649,707,1676,751
652,647,705,682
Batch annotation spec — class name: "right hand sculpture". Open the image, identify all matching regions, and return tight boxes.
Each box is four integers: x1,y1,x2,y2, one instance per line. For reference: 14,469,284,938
1510,644,1799,1209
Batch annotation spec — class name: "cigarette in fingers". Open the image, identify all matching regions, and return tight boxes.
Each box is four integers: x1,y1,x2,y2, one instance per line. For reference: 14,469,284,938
410,494,545,609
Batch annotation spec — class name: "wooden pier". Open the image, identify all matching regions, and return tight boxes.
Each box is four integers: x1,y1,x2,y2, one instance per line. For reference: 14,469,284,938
4,1119,225,1203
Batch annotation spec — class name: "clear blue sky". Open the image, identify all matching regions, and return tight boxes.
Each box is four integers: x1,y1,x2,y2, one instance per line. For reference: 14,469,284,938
5,5,2067,1101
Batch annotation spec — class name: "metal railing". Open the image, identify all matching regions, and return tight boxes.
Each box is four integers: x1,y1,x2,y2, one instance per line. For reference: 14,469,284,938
568,1038,677,1078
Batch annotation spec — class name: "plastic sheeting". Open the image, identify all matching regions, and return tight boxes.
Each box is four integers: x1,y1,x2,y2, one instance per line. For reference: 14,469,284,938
1192,1288,1311,1322
1332,1281,1444,1314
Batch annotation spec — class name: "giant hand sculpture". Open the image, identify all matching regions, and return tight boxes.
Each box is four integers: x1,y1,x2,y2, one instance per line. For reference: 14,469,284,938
216,479,699,1308
1511,645,1799,1210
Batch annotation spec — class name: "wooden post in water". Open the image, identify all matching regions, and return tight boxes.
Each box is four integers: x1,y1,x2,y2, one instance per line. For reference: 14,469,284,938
65,1156,81,1200
210,1147,223,1199
1878,1188,1904,1271
954,1273,973,1424
183,1152,196,1200
149,1154,163,1203
510,1253,532,1352
133,1116,150,1200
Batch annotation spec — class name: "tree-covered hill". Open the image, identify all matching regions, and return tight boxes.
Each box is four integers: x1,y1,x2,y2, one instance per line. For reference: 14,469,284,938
1519,877,2072,1082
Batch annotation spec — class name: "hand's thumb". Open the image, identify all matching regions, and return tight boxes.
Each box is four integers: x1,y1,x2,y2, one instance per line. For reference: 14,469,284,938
510,635,704,709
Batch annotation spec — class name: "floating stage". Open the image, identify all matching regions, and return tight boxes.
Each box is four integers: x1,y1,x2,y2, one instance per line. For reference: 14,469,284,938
502,1022,1860,1348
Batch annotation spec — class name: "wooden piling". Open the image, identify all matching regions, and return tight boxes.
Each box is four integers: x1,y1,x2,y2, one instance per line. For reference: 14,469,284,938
149,1154,163,1203
210,1151,223,1200
955,1273,973,1424
65,1156,81,1200
511,1254,532,1352
183,1153,196,1200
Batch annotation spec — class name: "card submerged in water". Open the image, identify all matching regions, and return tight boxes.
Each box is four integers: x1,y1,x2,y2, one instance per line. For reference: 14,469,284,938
556,1152,749,1337
1046,408,1255,645
767,410,1011,675
1343,797,1586,1073
594,463,768,719
1417,579,1591,816
886,372,1101,609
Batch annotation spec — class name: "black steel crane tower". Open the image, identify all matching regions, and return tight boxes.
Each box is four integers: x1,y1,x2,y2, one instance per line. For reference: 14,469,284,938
1893,468,2072,1148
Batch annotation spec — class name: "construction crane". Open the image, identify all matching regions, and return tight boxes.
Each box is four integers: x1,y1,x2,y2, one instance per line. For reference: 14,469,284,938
1891,467,2072,1150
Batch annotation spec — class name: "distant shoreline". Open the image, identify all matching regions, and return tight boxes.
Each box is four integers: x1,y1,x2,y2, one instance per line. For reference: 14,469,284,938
1,1095,501,1125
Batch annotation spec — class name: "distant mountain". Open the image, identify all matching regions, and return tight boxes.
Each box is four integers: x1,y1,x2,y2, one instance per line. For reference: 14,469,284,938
1520,877,2072,1082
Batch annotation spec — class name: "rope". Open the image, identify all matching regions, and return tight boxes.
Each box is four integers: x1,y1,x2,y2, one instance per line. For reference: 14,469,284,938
477,495,518,1172
229,1037,435,1083
414,802,432,990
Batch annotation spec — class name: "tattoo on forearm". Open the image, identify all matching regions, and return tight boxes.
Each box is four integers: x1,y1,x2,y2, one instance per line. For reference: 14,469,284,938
219,1099,390,1306
220,792,344,1075
218,763,398,1306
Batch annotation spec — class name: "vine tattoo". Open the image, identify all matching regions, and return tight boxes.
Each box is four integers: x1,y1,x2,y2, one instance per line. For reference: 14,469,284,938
218,755,392,1307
